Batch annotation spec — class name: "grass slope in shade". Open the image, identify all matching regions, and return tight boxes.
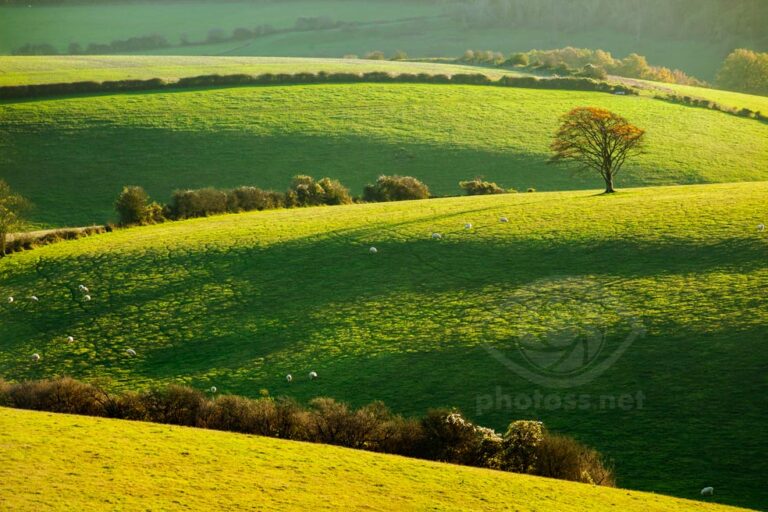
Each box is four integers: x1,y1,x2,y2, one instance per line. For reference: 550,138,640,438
2,83,768,227
1,183,767,508
0,56,529,87
0,408,750,512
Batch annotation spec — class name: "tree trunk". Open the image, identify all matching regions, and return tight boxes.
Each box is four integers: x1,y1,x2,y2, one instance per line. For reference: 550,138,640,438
0,232,6,257
604,174,616,194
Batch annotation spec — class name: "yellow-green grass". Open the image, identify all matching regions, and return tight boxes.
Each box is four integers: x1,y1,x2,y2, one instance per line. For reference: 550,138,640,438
2,82,768,227
0,408,750,512
1,183,767,508
0,1,739,79
0,55,529,87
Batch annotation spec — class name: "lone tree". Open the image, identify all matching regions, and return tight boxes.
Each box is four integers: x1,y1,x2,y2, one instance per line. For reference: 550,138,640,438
550,107,645,193
115,186,150,226
0,180,30,256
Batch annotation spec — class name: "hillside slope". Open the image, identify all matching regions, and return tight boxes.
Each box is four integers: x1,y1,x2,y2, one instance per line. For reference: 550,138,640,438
0,407,751,512
2,82,767,226
1,183,766,507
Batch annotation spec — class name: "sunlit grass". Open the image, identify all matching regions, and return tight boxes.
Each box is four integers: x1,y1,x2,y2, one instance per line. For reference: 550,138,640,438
0,407,751,511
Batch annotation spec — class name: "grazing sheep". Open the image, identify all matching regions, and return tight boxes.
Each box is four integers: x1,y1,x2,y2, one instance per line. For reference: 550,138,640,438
759,224,766,232
500,217,509,223
31,353,40,362
7,296,13,304
209,386,217,394
309,371,318,380
286,374,293,383
66,336,74,343
83,295,91,302
79,285,89,293
431,233,442,240
701,487,714,496
464,223,472,230
369,247,378,254
125,348,137,357
29,295,39,302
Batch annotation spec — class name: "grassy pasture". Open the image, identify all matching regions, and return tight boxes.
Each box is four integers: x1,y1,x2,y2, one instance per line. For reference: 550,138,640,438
2,82,767,227
0,183,766,507
0,408,751,512
0,1,738,79
0,55,528,86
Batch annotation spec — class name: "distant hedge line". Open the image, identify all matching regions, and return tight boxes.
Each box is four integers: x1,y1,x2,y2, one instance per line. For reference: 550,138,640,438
655,93,767,123
0,72,637,100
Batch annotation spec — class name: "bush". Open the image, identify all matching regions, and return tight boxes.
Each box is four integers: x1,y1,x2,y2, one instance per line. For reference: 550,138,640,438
508,52,529,66
534,434,615,486
288,175,353,207
499,420,545,473
580,64,608,80
459,178,505,195
418,409,501,468
391,50,408,61
140,385,206,426
363,175,430,202
227,186,284,212
168,188,228,219
115,186,150,226
364,50,386,60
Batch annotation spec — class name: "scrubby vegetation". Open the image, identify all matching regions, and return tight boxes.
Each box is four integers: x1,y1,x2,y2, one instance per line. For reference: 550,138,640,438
716,49,768,96
459,178,508,195
0,376,614,485
363,175,430,202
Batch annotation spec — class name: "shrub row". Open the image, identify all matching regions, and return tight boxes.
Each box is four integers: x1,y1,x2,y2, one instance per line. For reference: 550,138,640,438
656,93,767,123
0,72,637,100
2,226,109,257
0,377,614,486
116,175,433,226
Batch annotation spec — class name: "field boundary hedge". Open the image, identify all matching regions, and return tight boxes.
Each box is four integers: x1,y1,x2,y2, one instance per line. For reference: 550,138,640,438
0,72,637,100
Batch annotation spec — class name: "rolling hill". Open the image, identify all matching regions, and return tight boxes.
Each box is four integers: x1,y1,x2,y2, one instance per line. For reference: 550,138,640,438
1,77,767,227
1,183,766,508
0,407,750,511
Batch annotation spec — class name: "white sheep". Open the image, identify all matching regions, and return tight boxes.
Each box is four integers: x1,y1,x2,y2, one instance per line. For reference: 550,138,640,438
701,487,714,496
431,233,442,240
29,295,39,302
286,374,293,383
369,247,378,254
209,386,217,394
464,223,472,230
500,217,509,223
83,294,91,302
758,224,766,232
78,285,89,293
66,336,74,343
31,353,40,362
125,348,137,357
7,296,13,304
309,371,318,380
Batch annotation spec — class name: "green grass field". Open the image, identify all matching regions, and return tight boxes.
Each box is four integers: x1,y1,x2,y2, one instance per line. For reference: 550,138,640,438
0,1,742,80
0,408,751,512
0,55,530,86
2,81,767,227
1,183,766,508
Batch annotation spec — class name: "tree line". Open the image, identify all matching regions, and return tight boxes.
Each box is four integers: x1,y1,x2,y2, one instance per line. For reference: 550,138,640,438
0,376,615,486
